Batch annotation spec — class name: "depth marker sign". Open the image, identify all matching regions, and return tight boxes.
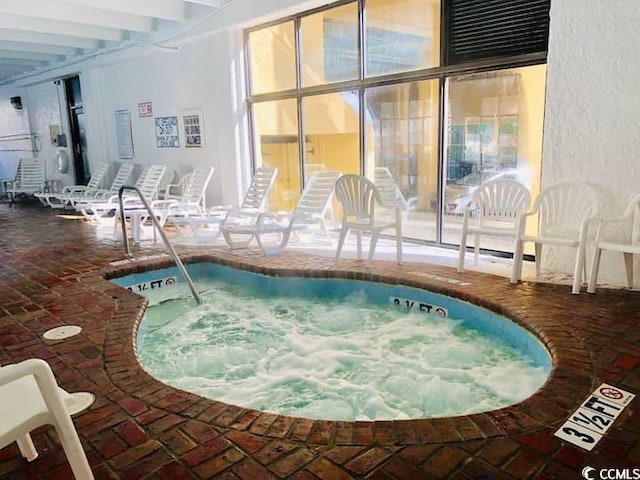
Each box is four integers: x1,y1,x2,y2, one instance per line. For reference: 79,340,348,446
554,383,635,451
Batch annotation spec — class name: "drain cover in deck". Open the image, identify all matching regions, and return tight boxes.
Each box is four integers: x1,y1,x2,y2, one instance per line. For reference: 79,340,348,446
43,325,82,341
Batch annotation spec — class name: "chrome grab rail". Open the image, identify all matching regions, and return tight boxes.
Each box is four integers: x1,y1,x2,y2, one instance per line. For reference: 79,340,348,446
118,185,202,305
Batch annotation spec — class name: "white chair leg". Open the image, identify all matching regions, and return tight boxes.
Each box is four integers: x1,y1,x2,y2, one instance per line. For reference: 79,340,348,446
395,224,402,265
17,434,38,461
55,420,94,480
534,242,542,276
473,234,481,265
587,247,602,293
355,230,362,259
367,233,378,266
335,226,348,260
623,252,634,288
572,243,586,294
510,240,524,284
457,226,468,273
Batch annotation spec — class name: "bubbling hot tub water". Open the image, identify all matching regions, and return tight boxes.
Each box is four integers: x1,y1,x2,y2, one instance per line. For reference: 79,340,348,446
130,267,551,422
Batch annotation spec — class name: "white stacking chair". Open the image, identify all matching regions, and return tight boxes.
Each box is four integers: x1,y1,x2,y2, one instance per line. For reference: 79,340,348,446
458,178,531,272
222,170,340,254
334,174,402,266
61,163,134,209
510,181,601,294
588,194,640,293
0,358,93,479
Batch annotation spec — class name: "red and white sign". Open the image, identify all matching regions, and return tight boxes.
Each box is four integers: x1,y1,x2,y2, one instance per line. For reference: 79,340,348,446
138,101,153,118
594,383,635,406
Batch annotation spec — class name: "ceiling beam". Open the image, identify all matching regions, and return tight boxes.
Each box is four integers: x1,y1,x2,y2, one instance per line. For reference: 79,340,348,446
0,40,78,56
0,0,154,33
0,49,62,62
0,29,100,50
0,13,123,42
184,0,224,7
0,58,47,67
56,0,186,22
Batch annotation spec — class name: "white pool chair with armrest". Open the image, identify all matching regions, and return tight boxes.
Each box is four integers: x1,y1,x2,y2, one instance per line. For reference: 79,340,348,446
457,178,531,272
0,358,93,479
374,167,417,219
334,174,402,266
587,194,640,293
510,181,601,294
222,171,340,254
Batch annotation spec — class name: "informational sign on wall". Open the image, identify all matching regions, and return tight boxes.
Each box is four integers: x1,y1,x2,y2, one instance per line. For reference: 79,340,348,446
115,109,134,159
182,109,204,148
154,116,179,148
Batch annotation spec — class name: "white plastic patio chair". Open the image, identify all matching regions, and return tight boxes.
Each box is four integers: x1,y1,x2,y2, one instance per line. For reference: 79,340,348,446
152,166,214,226
374,167,417,219
510,181,601,294
587,194,640,293
35,162,110,208
170,166,277,241
0,358,93,479
222,170,340,254
334,174,402,266
457,178,531,272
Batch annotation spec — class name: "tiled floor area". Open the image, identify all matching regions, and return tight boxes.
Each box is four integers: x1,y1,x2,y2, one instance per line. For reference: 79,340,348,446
1,199,639,479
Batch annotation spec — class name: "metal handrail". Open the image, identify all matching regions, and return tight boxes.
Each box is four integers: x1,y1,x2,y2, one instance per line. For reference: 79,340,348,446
118,185,202,305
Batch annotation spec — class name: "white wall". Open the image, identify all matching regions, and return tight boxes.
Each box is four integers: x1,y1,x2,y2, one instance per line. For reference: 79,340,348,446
0,86,31,180
543,0,640,285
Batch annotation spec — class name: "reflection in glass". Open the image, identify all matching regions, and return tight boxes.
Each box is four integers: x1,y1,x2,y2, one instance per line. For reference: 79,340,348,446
364,0,440,77
364,80,439,242
301,3,359,86
442,65,547,252
252,100,300,210
248,22,296,95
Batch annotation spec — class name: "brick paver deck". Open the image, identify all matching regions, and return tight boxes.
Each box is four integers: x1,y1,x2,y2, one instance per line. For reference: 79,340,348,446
1,200,638,479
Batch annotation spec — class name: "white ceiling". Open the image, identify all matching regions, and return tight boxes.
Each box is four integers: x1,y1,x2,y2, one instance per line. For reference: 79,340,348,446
0,0,224,86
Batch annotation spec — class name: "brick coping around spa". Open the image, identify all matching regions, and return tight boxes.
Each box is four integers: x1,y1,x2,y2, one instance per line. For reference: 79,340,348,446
91,251,589,446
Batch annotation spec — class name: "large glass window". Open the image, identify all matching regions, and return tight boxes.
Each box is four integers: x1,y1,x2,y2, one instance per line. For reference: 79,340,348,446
364,0,440,77
252,100,300,210
364,80,439,242
245,0,548,255
301,3,359,86
442,65,547,252
248,22,296,94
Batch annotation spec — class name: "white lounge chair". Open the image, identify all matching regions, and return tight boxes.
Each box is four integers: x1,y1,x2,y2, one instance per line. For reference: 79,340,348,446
510,181,601,294
334,174,402,266
170,166,277,241
222,170,340,254
587,194,640,293
374,167,417,219
7,158,45,201
76,164,166,221
35,162,110,208
0,358,93,479
457,178,531,272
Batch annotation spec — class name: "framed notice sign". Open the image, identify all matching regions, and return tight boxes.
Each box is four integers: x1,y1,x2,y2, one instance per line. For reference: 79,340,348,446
154,116,179,148
115,109,134,159
181,109,205,148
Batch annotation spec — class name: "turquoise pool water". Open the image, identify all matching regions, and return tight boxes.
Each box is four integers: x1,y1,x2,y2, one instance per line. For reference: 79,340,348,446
113,263,551,421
